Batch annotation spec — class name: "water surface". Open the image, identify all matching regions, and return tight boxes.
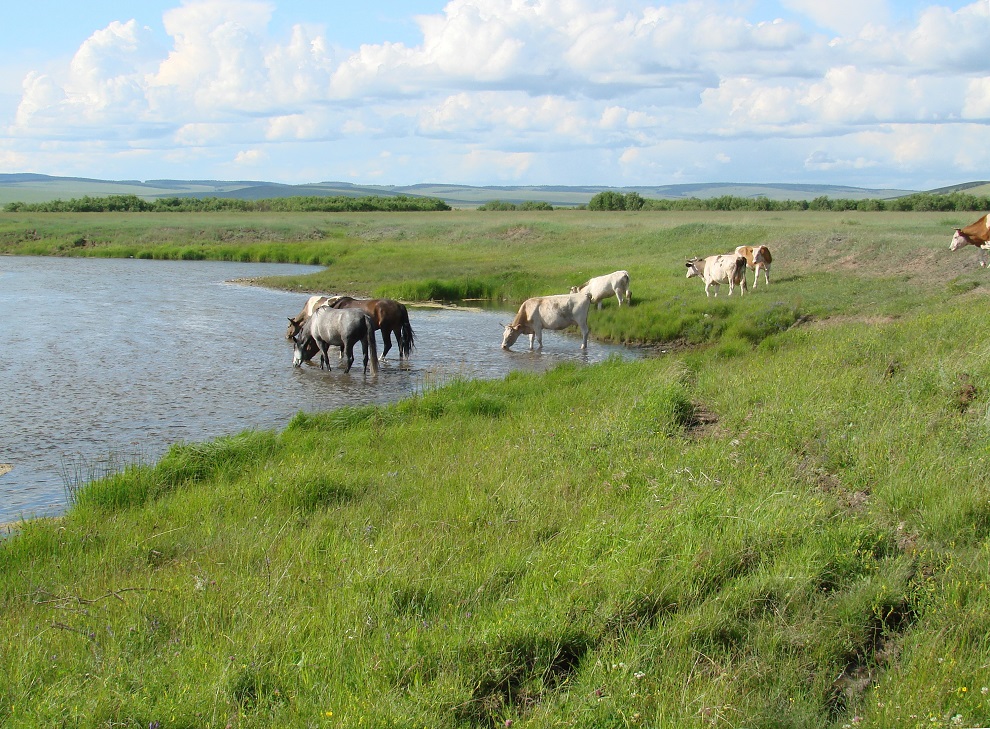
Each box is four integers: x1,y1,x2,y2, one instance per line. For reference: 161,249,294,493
0,256,637,524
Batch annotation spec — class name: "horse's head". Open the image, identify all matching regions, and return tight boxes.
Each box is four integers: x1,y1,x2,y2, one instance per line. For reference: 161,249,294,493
286,316,303,340
501,324,522,350
292,332,319,367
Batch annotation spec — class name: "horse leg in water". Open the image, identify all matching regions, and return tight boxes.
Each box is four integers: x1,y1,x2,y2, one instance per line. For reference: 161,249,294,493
359,334,369,373
378,327,393,359
342,338,356,373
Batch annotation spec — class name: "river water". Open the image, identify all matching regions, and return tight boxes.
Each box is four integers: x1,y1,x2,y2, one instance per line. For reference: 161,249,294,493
0,256,636,524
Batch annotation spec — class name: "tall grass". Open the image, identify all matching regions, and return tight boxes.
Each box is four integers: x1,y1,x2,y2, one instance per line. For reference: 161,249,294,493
2,210,990,727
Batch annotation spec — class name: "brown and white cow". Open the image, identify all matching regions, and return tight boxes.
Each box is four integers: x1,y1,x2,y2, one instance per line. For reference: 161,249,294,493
570,270,631,309
685,255,748,297
949,213,990,267
734,245,772,288
501,292,592,350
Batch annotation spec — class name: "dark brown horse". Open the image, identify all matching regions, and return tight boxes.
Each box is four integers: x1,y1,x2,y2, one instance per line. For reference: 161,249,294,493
327,296,415,360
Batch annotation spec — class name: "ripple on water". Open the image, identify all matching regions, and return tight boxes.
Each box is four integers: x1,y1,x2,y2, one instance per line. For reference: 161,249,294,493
0,256,638,523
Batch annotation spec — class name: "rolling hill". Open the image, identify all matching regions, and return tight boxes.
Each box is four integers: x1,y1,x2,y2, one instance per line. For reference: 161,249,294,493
0,173,954,209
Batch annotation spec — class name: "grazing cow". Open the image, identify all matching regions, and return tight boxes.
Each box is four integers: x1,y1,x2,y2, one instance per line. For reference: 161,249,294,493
570,270,631,309
685,255,748,297
501,292,592,350
734,245,772,288
286,295,331,339
949,213,990,267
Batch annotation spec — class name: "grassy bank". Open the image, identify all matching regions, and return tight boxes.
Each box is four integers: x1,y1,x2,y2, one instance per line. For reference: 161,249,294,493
0,209,981,344
2,210,989,727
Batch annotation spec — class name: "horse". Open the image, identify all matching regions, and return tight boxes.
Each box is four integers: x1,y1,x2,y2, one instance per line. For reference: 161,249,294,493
325,296,415,360
292,306,380,375
286,295,331,339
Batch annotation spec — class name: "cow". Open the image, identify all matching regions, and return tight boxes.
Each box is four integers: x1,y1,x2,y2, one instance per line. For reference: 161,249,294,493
570,270,631,309
734,245,772,288
685,255,748,297
501,292,592,350
286,295,332,339
949,213,990,267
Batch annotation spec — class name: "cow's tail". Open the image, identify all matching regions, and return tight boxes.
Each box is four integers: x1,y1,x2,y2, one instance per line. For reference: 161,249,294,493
398,306,415,358
734,256,748,293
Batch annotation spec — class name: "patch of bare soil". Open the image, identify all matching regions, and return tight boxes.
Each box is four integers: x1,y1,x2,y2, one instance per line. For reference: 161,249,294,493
806,314,897,329
684,404,723,438
498,226,537,241
956,373,978,412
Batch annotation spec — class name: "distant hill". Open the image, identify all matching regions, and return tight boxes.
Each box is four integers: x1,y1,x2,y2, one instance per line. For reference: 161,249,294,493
0,173,929,209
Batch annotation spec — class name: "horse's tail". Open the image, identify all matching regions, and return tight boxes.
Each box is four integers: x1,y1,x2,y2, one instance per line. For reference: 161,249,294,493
366,317,379,374
399,305,415,358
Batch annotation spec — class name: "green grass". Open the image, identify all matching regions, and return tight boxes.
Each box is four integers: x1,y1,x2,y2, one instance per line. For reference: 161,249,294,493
2,210,990,727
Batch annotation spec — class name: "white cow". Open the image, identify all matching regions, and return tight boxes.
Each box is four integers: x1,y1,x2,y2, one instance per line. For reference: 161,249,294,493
734,245,772,288
685,255,748,297
501,292,592,350
570,270,631,309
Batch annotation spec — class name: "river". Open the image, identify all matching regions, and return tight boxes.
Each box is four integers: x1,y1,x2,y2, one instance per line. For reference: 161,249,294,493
0,256,637,524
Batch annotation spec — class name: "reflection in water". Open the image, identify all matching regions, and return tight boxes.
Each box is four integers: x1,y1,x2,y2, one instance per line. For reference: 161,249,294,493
0,256,637,523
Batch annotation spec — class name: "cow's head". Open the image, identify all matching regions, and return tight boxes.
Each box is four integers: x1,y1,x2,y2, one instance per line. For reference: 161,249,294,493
501,324,522,350
569,285,580,294
950,229,972,251
685,259,701,278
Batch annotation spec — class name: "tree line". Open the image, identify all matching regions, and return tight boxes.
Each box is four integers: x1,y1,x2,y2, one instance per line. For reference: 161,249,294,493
4,190,989,214
585,190,990,212
2,194,452,213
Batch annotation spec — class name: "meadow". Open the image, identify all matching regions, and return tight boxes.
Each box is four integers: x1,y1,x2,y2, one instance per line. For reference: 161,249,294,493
1,209,989,728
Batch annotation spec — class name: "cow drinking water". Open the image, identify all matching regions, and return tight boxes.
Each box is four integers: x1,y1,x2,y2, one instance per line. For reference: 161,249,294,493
501,292,592,350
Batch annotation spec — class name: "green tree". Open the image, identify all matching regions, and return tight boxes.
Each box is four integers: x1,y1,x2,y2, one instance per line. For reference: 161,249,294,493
588,191,626,210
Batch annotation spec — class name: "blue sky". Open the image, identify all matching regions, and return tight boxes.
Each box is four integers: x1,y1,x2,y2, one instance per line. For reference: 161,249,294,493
1,0,986,189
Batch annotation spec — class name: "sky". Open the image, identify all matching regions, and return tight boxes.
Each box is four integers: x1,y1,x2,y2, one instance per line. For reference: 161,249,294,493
1,0,988,190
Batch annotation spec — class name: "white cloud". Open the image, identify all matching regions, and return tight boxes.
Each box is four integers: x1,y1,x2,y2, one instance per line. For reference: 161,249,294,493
780,0,888,35
3,0,989,187
963,77,990,118
234,148,266,165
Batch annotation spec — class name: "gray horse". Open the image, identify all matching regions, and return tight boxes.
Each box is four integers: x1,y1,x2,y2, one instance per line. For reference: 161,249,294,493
292,306,379,374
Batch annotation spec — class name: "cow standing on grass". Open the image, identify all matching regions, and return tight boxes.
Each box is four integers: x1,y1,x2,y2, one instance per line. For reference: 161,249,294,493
501,292,592,350
949,213,990,267
685,255,748,297
570,270,631,309
734,245,772,288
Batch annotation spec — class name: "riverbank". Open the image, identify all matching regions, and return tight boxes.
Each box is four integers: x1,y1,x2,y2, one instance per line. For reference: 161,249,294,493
2,210,989,727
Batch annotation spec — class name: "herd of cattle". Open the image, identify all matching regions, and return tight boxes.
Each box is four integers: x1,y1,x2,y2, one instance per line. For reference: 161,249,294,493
284,213,990,374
